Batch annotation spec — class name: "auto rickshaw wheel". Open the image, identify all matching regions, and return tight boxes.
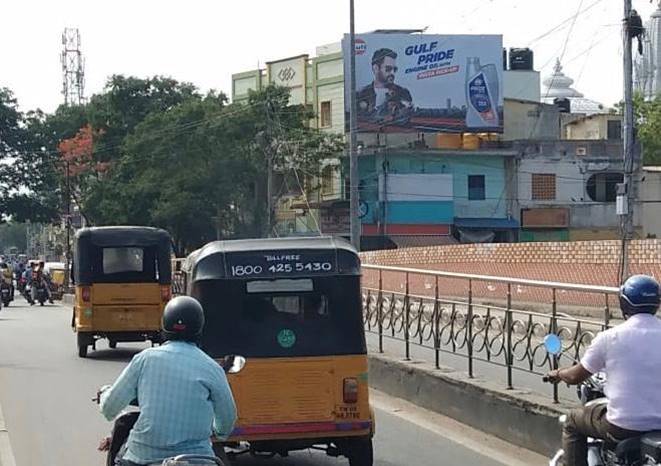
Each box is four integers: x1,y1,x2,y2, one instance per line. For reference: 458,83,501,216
77,333,90,358
345,437,373,466
108,341,117,349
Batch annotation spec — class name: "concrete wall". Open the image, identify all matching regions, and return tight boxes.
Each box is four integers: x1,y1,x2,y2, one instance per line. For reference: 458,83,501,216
565,115,621,140
503,70,541,102
359,239,661,296
504,99,560,141
642,169,661,238
515,140,626,230
359,152,512,224
368,353,567,457
360,239,661,268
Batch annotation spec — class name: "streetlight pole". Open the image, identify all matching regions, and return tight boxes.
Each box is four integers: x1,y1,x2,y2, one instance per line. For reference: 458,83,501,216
349,0,361,251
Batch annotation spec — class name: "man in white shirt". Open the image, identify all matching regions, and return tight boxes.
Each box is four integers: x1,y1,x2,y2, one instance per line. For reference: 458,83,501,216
545,274,661,466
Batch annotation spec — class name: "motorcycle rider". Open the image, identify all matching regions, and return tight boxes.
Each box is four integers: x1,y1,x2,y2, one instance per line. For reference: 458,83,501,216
99,296,237,466
545,274,661,466
0,260,14,299
30,260,53,305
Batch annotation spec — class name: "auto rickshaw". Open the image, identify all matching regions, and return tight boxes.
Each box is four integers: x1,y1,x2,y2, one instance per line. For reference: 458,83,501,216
72,226,172,357
182,237,373,465
44,261,66,300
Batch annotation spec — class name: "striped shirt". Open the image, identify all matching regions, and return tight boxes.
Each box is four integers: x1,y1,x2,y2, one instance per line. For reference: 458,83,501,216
100,341,236,465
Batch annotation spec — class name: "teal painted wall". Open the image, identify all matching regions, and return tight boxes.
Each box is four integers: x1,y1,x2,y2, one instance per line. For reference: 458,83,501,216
358,152,509,224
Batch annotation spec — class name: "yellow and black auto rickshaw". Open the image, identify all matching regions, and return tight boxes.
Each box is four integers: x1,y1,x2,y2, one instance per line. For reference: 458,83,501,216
182,237,373,465
72,226,172,357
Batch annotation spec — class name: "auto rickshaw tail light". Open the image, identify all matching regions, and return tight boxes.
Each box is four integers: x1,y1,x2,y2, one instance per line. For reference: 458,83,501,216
343,378,359,404
160,285,172,303
82,286,91,302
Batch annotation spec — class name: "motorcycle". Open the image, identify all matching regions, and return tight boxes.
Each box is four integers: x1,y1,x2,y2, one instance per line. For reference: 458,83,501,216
0,282,11,307
543,334,661,466
95,355,246,466
31,281,49,306
24,283,34,305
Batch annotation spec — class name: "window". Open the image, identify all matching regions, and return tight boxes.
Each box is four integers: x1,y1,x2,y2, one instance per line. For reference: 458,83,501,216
586,172,623,202
321,165,334,196
468,175,486,201
532,174,556,200
103,247,144,274
198,277,367,359
607,120,622,140
320,101,332,128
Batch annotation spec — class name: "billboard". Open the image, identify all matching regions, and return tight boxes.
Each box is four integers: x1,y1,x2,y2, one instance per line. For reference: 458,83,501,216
267,55,308,105
343,34,503,133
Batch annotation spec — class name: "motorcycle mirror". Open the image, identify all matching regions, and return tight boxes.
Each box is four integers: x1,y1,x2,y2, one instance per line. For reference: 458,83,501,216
543,334,563,356
227,355,246,374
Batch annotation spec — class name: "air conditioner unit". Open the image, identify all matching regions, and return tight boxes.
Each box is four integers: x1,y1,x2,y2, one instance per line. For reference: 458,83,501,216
576,146,587,156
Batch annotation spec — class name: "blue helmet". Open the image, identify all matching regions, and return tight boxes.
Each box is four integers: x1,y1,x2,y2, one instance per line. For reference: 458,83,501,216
620,275,661,317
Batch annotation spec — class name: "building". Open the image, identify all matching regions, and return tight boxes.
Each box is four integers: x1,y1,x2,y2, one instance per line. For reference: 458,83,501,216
542,59,608,114
641,166,661,238
358,148,518,247
635,2,661,100
564,114,623,141
230,36,630,246
515,140,628,242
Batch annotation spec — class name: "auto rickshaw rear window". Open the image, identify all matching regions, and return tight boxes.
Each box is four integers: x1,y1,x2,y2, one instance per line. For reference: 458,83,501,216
198,276,367,358
89,245,158,283
103,247,144,274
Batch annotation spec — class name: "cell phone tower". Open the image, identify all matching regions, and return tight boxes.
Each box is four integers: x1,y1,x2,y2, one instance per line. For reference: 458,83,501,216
61,28,85,106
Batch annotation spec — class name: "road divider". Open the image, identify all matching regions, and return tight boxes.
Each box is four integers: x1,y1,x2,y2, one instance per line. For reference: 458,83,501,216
368,352,574,457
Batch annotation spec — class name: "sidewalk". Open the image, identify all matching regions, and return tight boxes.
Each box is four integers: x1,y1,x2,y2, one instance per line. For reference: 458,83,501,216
0,401,16,466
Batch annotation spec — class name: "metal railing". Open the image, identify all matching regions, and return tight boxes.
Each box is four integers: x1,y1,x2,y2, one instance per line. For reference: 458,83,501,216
361,264,620,403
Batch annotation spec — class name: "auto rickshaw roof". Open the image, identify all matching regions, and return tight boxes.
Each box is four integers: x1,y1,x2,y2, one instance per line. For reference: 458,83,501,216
185,236,360,280
75,226,171,247
197,236,356,255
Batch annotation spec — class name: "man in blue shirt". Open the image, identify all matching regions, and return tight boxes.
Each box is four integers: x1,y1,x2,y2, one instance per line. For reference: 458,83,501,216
100,296,237,466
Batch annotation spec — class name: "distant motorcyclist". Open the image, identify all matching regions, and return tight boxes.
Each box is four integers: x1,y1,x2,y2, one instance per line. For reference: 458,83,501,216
0,260,14,299
99,296,237,466
30,260,53,304
545,275,661,466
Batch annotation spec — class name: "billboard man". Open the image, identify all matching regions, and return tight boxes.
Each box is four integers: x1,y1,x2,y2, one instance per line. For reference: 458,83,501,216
356,48,413,121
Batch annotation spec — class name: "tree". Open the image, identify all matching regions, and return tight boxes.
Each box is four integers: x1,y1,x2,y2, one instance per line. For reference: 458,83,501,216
0,88,61,222
0,222,27,253
633,94,661,165
94,85,343,252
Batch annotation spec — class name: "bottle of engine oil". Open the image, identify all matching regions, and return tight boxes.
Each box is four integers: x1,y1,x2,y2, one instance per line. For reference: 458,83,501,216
465,57,499,129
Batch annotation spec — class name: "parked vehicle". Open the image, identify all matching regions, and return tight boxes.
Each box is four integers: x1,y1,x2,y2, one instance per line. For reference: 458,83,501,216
544,335,661,466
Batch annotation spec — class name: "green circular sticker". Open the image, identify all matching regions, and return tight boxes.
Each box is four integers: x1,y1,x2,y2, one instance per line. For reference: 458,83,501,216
277,329,296,348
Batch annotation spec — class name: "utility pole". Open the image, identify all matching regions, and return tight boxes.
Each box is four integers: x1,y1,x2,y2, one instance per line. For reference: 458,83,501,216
264,100,275,238
349,0,361,251
64,162,71,288
619,0,635,283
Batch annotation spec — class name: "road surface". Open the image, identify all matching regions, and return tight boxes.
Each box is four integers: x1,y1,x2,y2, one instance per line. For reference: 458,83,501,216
0,298,545,466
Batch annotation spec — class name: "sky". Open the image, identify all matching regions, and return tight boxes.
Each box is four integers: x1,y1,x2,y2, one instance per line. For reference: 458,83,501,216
1,0,659,113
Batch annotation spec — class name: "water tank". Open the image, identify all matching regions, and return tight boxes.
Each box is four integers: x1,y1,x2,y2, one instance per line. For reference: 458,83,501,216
554,98,571,113
509,48,534,71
